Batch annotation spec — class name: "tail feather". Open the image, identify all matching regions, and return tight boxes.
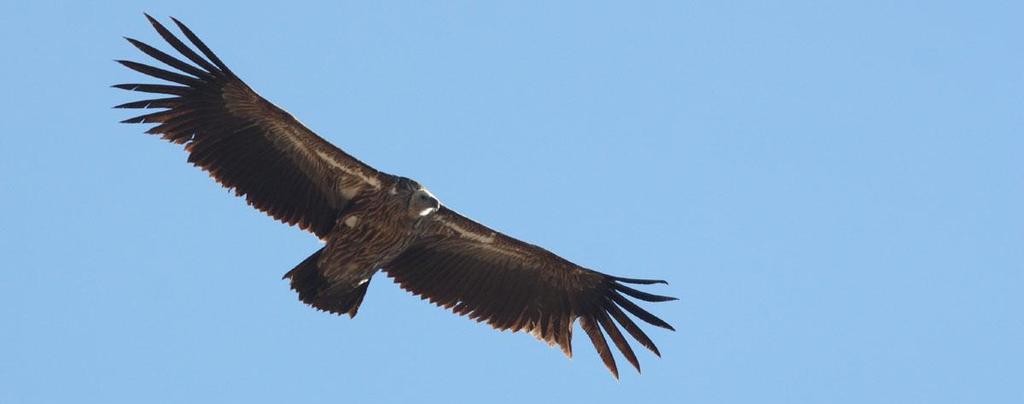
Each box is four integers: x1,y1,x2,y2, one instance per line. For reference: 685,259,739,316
283,247,372,318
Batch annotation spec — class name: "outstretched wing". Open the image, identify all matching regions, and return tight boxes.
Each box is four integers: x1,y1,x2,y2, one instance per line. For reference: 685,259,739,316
115,15,388,238
384,207,675,378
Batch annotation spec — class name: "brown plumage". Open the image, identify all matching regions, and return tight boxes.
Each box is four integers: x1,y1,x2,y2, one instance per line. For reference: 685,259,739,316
116,15,676,378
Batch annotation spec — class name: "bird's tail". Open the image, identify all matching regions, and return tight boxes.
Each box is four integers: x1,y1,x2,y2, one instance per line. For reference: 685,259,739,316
283,247,372,318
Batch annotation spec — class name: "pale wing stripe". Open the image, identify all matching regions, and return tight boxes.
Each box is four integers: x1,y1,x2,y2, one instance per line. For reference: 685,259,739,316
314,149,381,189
437,214,496,244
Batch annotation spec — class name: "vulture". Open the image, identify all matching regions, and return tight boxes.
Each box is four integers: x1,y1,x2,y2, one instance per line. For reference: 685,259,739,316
115,15,675,378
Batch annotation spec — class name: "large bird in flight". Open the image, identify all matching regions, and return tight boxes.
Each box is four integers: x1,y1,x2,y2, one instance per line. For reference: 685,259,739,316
115,15,675,378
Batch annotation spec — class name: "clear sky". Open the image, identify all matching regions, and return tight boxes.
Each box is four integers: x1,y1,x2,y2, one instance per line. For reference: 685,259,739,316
1,1,1021,403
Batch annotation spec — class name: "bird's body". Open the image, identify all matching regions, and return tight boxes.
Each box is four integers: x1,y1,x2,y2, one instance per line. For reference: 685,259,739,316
116,14,675,378
286,176,440,317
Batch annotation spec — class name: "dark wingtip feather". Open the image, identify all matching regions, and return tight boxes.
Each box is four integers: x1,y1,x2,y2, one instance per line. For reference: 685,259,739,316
605,303,662,357
114,59,134,67
598,312,641,373
123,36,211,79
613,283,678,302
610,276,669,285
612,292,675,331
143,14,222,75
580,316,619,379
112,83,189,95
113,97,178,109
116,59,200,86
112,100,144,109
169,16,233,74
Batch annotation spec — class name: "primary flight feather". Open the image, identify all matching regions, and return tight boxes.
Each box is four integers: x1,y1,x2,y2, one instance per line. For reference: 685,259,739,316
115,14,675,378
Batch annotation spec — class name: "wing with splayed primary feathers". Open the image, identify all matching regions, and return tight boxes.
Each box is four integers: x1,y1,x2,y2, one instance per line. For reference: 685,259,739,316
115,15,390,238
384,206,675,378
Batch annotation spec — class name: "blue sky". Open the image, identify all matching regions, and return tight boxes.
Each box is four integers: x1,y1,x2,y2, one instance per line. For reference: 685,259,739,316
1,1,1021,403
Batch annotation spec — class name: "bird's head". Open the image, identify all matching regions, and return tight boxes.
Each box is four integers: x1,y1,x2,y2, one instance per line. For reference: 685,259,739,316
396,177,441,218
409,187,440,218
